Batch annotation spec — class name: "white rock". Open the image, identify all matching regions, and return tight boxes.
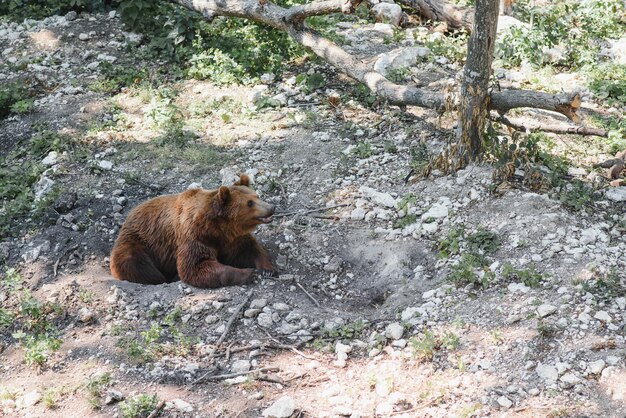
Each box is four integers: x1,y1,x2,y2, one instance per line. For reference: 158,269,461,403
559,373,581,388
42,151,58,166
169,399,193,413
605,187,626,202
508,283,530,293
536,364,559,382
257,313,274,328
187,182,202,189
421,204,448,220
22,391,41,407
231,359,251,373
497,396,513,408
98,160,113,170
250,298,267,309
384,322,404,340
78,32,89,41
373,46,430,75
262,396,296,418
34,176,56,201
537,304,557,318
78,307,94,323
350,207,367,220
603,36,626,65
360,186,396,208
588,359,606,375
594,310,612,322
371,3,403,26
249,84,269,104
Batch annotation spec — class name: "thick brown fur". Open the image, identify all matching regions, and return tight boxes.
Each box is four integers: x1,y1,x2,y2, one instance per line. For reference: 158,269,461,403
110,174,275,288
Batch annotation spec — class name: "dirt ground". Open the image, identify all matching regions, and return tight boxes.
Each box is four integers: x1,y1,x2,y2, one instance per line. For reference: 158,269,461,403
1,10,625,418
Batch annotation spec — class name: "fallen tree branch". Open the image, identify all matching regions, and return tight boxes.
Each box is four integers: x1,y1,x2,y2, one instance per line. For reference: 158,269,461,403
170,0,581,120
274,203,349,218
147,400,166,418
398,0,474,30
493,115,608,137
202,366,280,381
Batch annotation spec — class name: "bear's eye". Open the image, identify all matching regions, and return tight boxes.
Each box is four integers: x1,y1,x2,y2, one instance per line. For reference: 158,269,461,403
247,200,254,208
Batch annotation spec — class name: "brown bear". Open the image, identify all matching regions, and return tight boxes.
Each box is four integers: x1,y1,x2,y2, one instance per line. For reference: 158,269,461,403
110,174,275,288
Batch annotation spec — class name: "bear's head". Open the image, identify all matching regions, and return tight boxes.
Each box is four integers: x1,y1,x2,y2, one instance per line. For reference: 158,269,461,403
212,174,275,235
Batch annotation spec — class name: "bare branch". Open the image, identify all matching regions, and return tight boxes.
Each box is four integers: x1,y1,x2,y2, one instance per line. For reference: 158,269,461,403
493,115,609,137
285,0,360,22
398,0,474,30
491,90,582,122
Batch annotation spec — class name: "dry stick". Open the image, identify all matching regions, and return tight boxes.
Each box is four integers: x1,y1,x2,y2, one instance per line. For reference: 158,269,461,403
215,292,252,348
493,115,608,137
294,280,321,308
203,366,280,382
147,400,166,418
274,203,350,218
53,245,79,277
188,367,219,386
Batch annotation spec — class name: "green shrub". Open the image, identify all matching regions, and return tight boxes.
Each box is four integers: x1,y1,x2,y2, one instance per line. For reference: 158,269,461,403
119,394,159,418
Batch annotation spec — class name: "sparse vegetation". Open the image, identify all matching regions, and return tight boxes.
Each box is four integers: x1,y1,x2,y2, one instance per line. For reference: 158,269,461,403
119,393,160,418
502,263,546,288
409,329,461,361
86,372,113,409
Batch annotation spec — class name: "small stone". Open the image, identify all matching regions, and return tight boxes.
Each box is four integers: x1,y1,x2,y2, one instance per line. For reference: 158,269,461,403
594,310,612,322
371,2,403,26
250,298,267,309
78,307,95,323
421,204,448,220
169,399,193,413
559,373,581,388
78,33,89,41
231,359,251,374
42,151,58,166
273,303,290,311
257,313,274,328
350,207,367,220
262,396,296,418
536,364,559,382
537,304,557,318
384,322,404,340
497,396,513,408
104,389,124,405
205,315,219,324
65,11,78,21
23,391,42,407
98,160,113,170
360,186,396,208
588,359,606,375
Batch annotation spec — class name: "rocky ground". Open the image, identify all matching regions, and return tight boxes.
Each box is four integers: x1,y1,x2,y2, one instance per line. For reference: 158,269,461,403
1,9,626,418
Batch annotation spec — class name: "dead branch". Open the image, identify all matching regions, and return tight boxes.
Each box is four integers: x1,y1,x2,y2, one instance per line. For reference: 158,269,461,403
397,0,474,30
147,400,166,418
170,0,581,120
202,366,280,381
492,90,582,122
274,203,349,218
494,115,609,137
215,292,252,348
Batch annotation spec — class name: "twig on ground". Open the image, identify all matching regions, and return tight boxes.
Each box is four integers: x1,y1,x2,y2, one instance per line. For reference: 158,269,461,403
257,374,286,385
188,367,219,387
294,280,321,308
147,400,166,418
215,292,252,348
266,275,321,308
274,204,349,218
53,245,79,277
203,367,280,382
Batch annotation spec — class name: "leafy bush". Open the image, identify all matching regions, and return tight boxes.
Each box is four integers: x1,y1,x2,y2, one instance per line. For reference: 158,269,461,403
119,394,159,418
0,0,109,21
0,82,30,119
497,0,625,68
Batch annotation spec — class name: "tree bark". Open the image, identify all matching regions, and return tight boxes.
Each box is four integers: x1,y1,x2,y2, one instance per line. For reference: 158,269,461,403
398,0,474,30
493,115,607,138
456,0,499,163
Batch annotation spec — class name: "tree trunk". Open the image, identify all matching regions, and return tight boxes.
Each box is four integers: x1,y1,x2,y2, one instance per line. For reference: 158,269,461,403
456,0,499,164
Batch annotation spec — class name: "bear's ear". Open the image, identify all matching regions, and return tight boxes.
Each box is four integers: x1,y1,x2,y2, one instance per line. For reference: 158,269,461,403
234,174,250,187
213,186,230,217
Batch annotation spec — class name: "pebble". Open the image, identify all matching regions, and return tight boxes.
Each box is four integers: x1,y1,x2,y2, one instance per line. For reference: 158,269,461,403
537,304,557,318
536,364,559,382
384,322,404,340
262,396,296,418
497,396,513,408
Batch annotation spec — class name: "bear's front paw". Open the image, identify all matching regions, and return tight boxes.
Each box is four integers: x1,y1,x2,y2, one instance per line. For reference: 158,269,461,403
253,268,278,279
